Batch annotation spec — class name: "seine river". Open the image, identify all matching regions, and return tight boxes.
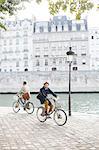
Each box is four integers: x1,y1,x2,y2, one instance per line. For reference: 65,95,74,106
0,93,99,114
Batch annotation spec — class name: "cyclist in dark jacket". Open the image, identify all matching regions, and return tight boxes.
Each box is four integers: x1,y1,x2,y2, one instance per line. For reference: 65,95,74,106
37,82,57,114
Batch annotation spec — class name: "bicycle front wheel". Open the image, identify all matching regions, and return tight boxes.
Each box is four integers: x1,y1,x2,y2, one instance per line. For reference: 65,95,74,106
36,106,47,122
25,102,34,114
12,101,20,113
53,109,67,126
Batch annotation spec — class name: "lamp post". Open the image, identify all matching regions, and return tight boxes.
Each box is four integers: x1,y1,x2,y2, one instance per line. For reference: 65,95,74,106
66,46,75,116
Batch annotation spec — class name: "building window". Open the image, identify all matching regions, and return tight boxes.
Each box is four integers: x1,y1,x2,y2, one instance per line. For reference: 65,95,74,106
4,40,7,46
65,58,67,64
36,47,40,50
15,48,20,53
58,46,62,51
16,39,19,45
23,38,28,44
73,67,78,71
73,61,77,65
9,47,13,53
35,55,40,58
40,26,44,33
56,26,57,32
81,53,86,56
36,60,40,66
52,67,57,71
24,54,28,60
0,69,1,72
73,57,77,65
3,48,7,53
24,61,28,67
9,40,12,45
44,55,48,57
82,59,86,65
24,31,28,36
10,69,12,72
52,46,56,51
53,58,56,64
16,32,20,37
82,62,86,65
16,62,19,67
24,49,28,52
59,58,62,64
45,59,48,66
62,25,64,31
24,68,28,72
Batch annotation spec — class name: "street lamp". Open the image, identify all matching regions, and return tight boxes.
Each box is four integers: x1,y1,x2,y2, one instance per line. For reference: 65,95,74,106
66,46,75,116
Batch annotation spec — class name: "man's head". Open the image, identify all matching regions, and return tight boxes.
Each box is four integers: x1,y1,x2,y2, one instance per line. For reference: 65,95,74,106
23,81,27,85
44,82,49,88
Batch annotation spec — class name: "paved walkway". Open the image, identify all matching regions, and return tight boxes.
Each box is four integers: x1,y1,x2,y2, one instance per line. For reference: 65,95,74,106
0,107,99,150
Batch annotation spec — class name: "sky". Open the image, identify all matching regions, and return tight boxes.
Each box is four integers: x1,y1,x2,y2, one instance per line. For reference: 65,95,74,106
11,0,99,28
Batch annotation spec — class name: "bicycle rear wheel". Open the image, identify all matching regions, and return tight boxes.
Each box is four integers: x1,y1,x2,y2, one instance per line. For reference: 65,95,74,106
53,109,67,126
12,101,20,113
25,102,34,114
37,106,47,122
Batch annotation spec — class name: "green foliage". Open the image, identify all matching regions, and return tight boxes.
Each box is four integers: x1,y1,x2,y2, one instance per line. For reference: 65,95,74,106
70,0,94,20
47,0,94,20
0,0,5,4
48,0,68,15
0,0,96,30
36,0,42,4
0,22,7,30
36,0,94,20
0,0,27,30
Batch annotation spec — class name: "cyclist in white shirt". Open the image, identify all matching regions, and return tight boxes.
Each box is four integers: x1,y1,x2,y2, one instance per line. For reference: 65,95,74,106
17,81,31,104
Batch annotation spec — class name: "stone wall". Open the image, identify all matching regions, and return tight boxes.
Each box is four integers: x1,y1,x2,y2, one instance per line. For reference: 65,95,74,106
0,71,99,93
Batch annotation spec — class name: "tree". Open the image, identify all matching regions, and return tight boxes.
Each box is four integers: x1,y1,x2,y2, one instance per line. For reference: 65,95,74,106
40,0,94,20
0,0,30,30
0,0,95,30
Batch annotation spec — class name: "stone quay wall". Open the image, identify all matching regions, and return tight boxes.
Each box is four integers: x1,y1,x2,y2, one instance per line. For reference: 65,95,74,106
0,71,99,93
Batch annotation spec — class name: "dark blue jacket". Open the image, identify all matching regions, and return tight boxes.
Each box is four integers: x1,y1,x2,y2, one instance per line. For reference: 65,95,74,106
37,86,57,104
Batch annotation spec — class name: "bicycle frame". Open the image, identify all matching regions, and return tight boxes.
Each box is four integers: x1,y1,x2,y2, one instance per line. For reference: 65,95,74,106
47,97,61,113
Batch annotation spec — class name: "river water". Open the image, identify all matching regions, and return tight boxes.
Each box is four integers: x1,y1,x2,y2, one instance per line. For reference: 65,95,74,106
0,93,99,115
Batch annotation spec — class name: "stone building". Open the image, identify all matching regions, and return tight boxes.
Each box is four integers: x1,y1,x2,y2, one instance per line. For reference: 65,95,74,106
0,16,89,73
89,28,99,70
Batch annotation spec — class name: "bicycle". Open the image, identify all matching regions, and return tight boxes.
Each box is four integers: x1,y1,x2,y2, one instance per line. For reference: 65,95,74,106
12,95,34,114
36,97,67,126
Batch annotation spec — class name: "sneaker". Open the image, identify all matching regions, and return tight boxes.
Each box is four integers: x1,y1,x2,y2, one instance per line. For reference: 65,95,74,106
41,110,47,116
27,107,30,110
41,112,46,116
24,107,26,111
15,103,19,108
47,115,51,119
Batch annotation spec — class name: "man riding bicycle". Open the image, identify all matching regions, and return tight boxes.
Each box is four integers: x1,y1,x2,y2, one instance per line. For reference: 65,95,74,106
37,82,57,115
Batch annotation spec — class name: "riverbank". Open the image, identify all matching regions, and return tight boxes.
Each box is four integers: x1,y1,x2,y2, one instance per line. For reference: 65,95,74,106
1,91,99,94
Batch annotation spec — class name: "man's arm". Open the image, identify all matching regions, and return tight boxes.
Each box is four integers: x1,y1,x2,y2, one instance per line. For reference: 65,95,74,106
49,88,57,97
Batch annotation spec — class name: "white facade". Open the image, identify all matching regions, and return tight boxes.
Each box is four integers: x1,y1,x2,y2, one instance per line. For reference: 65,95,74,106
89,28,99,70
0,16,89,72
33,31,89,72
0,19,33,72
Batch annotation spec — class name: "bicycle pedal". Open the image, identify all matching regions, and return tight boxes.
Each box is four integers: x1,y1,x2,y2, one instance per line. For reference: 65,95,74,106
47,115,51,119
